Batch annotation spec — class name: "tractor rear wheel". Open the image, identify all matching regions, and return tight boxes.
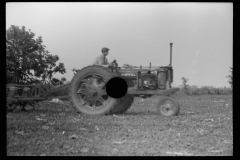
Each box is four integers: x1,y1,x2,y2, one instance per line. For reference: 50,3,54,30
156,96,180,116
110,94,134,114
69,65,120,115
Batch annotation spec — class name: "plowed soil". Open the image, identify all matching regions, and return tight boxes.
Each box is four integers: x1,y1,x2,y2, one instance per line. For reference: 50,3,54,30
7,95,233,156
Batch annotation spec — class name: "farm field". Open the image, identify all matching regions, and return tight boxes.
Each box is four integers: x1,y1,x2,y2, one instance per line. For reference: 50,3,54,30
7,94,232,156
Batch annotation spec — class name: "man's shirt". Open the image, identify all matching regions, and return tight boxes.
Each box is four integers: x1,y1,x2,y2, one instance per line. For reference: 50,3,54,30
93,54,109,65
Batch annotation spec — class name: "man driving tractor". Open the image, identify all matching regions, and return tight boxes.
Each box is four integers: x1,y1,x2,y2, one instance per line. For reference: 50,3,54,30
93,47,112,67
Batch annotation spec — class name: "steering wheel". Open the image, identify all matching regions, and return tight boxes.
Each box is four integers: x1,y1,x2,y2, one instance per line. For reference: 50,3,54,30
109,60,118,72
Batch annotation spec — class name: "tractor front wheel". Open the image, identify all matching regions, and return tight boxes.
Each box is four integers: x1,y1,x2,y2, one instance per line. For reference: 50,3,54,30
156,96,180,116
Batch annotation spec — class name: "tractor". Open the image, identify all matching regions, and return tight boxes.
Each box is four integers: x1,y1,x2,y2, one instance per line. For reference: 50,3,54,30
69,43,180,116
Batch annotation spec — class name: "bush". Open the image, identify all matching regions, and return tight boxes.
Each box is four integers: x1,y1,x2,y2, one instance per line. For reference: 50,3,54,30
174,85,232,96
186,85,199,95
207,86,216,95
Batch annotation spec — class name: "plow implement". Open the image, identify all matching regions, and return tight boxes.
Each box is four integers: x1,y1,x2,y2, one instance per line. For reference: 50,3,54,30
6,83,70,111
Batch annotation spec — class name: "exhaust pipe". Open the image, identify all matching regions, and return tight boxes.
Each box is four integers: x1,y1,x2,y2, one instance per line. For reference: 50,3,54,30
170,43,173,66
159,43,173,90
166,43,173,89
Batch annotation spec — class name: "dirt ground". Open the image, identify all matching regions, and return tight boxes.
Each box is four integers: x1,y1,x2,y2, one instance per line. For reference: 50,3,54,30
7,95,233,156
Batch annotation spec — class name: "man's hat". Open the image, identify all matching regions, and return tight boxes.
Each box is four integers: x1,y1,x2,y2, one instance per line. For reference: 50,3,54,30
101,47,109,52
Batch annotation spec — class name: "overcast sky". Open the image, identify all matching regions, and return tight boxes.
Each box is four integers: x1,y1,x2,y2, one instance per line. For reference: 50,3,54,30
6,2,232,87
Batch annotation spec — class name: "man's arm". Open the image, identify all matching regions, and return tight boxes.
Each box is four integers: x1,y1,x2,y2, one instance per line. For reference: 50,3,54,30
102,63,109,67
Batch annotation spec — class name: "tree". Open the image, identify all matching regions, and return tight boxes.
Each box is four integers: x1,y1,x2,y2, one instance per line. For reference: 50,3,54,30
51,78,65,86
227,67,233,88
72,68,79,75
61,77,67,83
6,25,66,84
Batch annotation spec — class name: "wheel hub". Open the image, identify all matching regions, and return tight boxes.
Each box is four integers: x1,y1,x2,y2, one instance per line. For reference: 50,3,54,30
160,100,174,115
77,75,108,109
